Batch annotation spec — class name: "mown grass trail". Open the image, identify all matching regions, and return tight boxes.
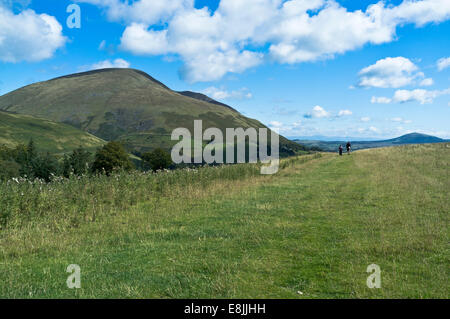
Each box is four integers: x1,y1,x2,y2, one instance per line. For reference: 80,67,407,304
0,144,448,298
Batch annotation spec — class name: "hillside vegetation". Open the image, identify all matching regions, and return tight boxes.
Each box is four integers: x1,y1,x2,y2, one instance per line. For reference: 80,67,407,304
0,110,105,154
0,143,448,298
0,68,301,155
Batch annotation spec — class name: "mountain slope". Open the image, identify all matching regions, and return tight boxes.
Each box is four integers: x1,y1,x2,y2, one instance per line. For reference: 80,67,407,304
294,133,448,152
0,110,105,153
0,68,301,155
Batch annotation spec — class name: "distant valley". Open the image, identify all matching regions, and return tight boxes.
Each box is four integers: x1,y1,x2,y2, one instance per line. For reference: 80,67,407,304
293,133,449,152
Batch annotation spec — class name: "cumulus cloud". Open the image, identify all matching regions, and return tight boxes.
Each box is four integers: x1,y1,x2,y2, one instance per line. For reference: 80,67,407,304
79,0,450,82
358,57,424,88
0,5,66,63
88,58,131,70
304,105,331,119
202,86,252,100
120,24,170,55
393,88,450,104
419,78,433,86
360,117,371,122
437,57,450,71
372,88,450,104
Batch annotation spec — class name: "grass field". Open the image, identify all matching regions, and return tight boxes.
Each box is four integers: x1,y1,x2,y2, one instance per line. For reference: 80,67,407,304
0,143,448,298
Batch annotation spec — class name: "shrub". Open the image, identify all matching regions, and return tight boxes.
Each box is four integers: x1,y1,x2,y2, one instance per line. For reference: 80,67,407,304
32,152,60,182
92,141,134,175
142,148,173,171
62,147,91,177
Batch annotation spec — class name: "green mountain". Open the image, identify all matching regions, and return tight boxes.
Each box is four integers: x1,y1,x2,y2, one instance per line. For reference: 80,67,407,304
0,68,302,155
294,133,448,152
0,110,105,154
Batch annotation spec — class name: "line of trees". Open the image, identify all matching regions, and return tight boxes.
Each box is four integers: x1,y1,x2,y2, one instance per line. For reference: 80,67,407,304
0,140,173,181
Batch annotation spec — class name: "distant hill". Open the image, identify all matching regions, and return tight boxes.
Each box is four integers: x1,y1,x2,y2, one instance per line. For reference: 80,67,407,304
0,68,302,156
294,133,448,152
0,110,105,154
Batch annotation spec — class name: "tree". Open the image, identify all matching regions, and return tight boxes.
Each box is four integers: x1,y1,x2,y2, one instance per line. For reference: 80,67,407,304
32,152,60,182
14,140,37,177
92,141,134,175
142,148,172,171
62,147,91,177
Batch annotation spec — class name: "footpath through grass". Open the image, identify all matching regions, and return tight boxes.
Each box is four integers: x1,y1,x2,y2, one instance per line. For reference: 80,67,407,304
0,144,448,298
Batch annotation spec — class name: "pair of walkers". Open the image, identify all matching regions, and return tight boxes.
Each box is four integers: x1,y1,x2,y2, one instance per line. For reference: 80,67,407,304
339,142,351,156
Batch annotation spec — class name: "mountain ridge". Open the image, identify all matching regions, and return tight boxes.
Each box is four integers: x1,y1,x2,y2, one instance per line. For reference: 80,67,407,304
0,68,303,155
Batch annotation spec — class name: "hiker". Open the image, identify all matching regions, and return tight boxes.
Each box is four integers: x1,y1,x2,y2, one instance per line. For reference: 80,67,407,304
339,145,343,156
346,142,351,155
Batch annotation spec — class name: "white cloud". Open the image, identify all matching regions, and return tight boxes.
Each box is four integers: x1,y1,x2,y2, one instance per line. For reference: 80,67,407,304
358,57,423,88
90,58,131,70
0,5,66,62
369,126,379,133
77,0,190,25
390,117,411,124
269,121,283,128
338,110,352,116
419,78,433,86
385,0,450,27
304,105,331,119
371,96,392,104
360,117,371,122
372,88,450,104
80,0,450,82
202,86,252,100
393,88,450,104
120,24,170,55
437,57,450,71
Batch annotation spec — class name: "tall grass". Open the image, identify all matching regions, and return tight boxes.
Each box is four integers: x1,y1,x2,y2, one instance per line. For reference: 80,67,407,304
0,163,262,231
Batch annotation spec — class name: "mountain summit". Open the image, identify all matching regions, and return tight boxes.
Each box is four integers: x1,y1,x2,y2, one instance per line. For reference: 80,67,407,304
0,68,301,154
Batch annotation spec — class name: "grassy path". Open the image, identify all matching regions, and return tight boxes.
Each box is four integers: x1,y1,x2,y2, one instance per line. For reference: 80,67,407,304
0,144,448,298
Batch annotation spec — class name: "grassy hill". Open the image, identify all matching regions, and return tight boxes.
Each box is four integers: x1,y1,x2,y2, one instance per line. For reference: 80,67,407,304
0,143,448,298
0,110,105,154
0,68,302,155
295,133,448,152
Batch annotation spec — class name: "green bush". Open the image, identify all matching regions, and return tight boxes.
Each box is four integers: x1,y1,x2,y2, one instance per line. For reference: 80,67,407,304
32,152,60,182
92,141,134,175
142,148,173,171
62,147,91,177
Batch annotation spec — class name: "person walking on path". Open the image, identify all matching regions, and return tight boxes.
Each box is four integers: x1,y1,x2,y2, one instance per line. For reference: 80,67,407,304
339,145,343,156
346,142,351,155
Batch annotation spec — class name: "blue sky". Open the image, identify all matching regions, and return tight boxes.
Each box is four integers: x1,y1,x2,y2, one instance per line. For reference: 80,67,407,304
0,0,449,139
